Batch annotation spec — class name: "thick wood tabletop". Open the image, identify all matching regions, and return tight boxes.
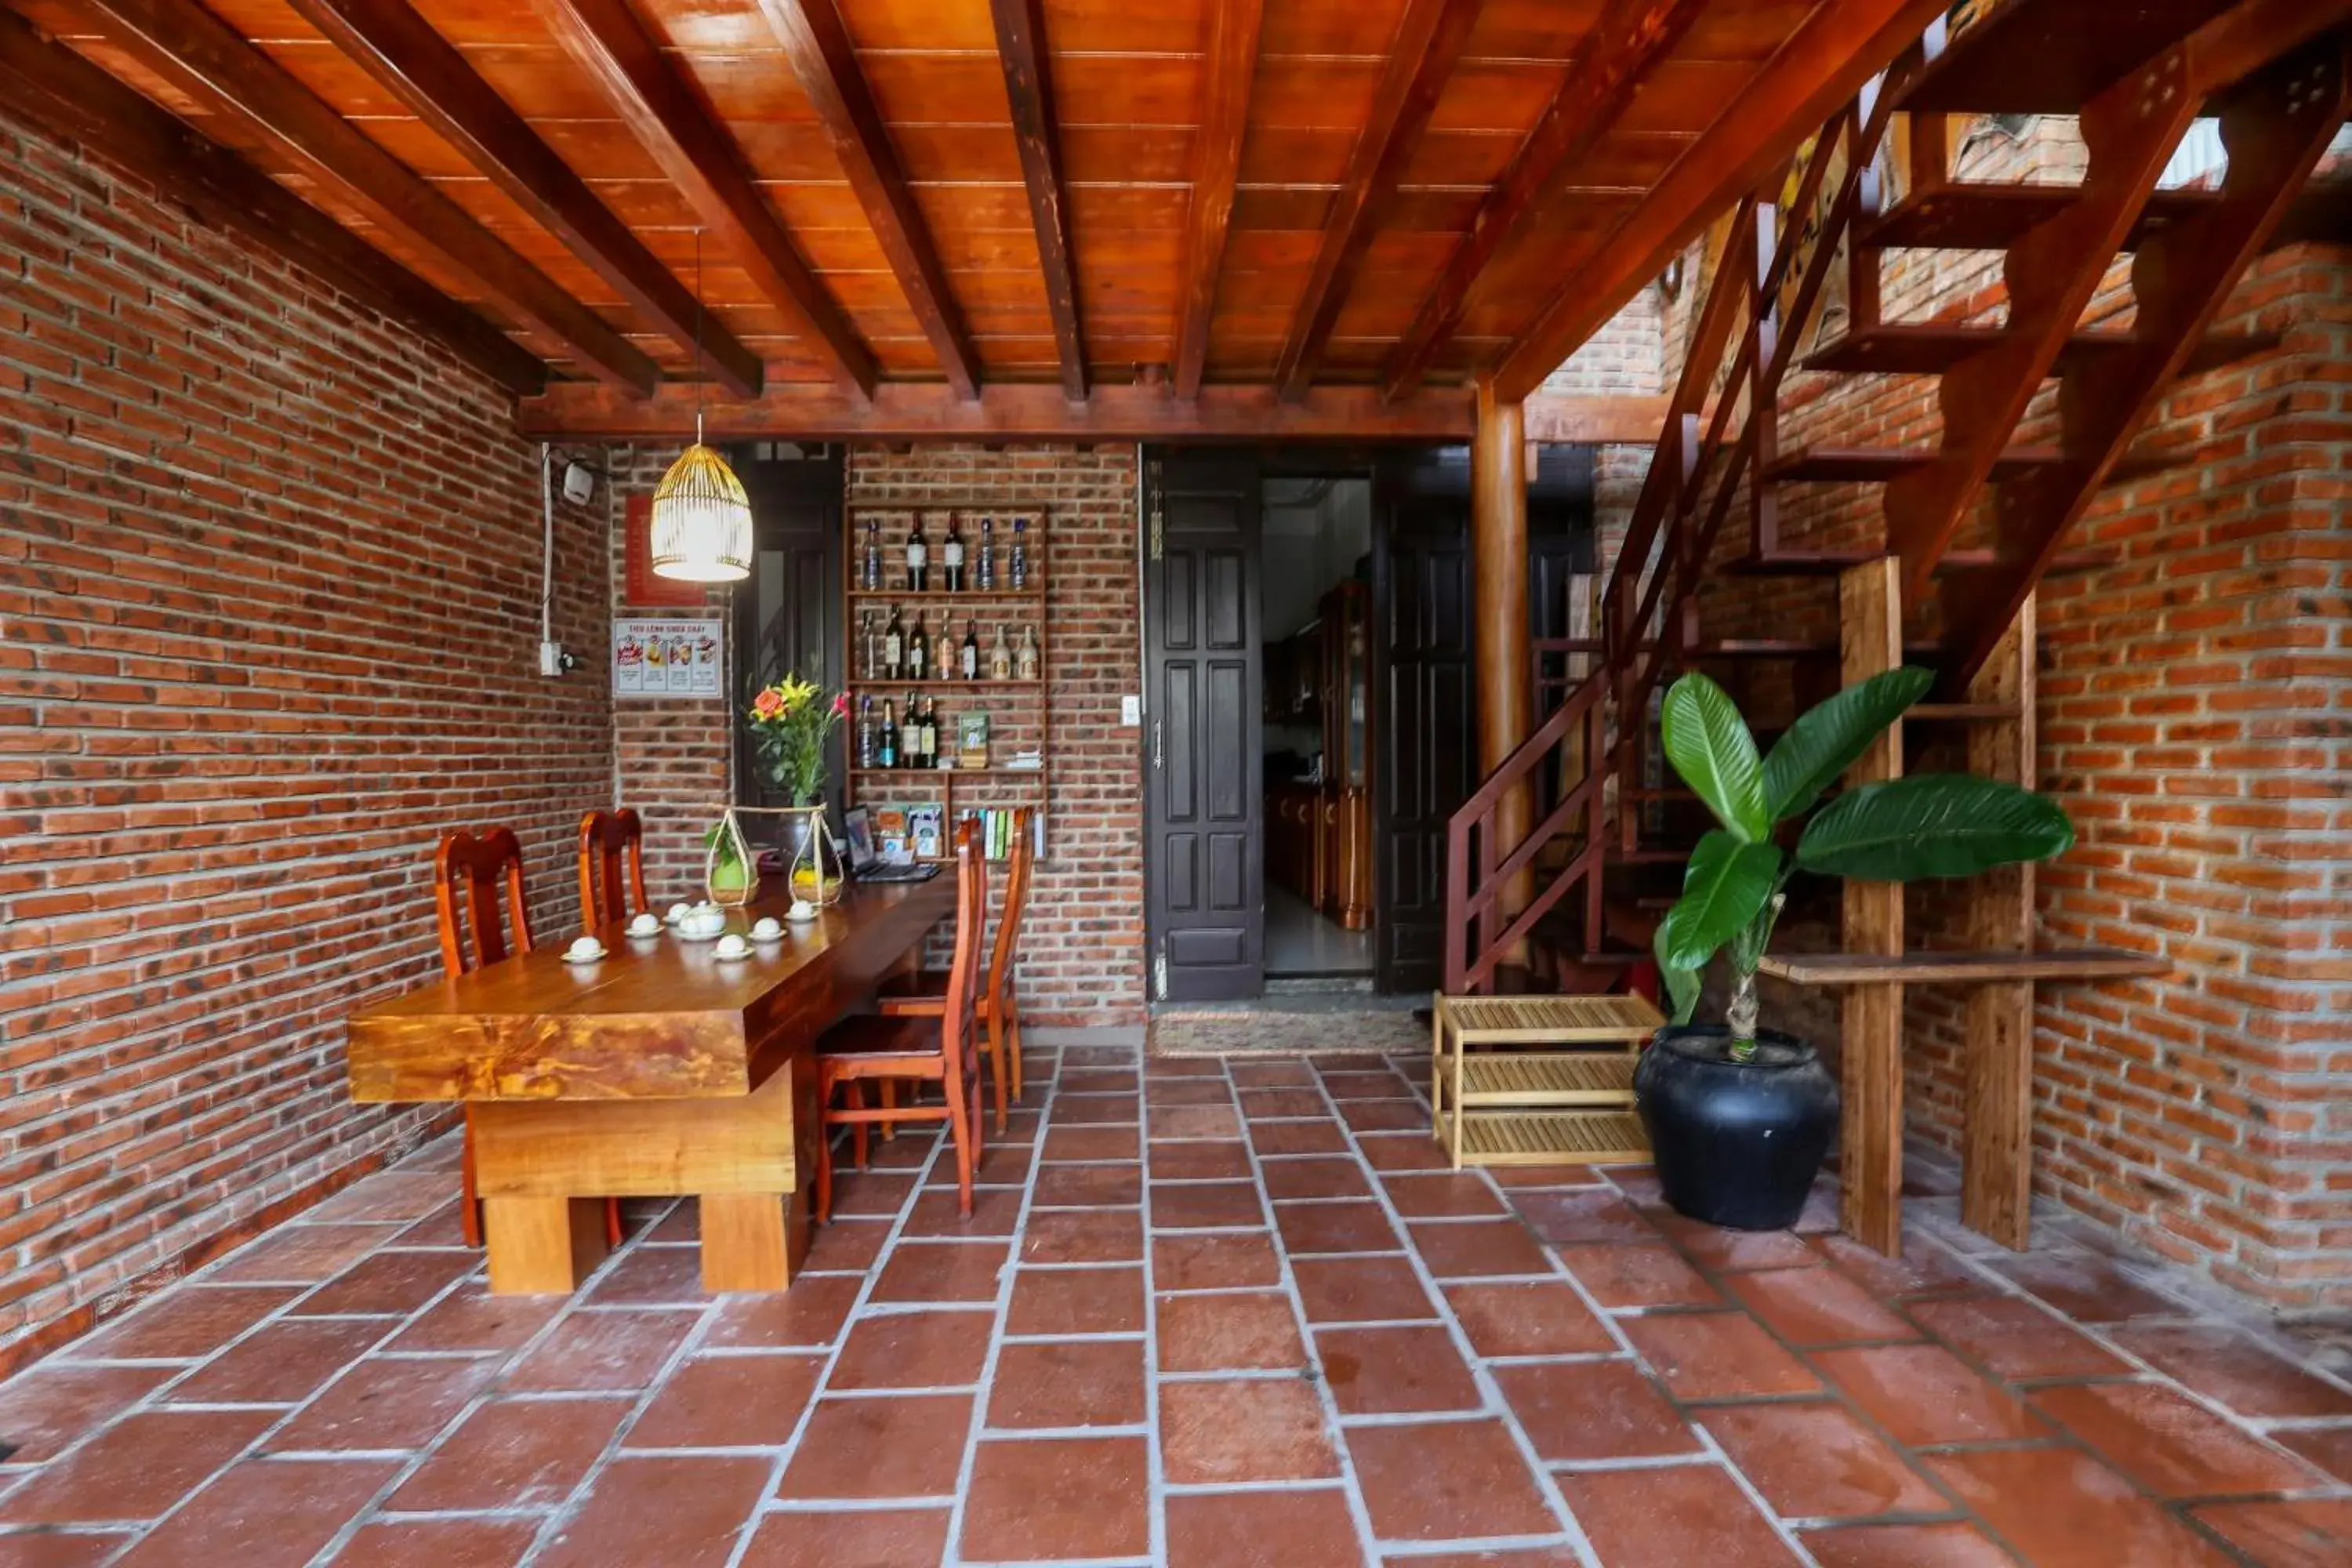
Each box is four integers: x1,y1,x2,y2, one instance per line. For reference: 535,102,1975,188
348,879,954,1105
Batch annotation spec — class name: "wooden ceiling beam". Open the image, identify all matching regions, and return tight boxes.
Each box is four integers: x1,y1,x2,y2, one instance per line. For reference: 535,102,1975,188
755,0,979,399
518,380,1671,444
1172,0,1265,398
285,0,760,397
1382,0,1705,402
60,0,659,395
1491,0,1949,402
529,0,877,401
988,0,1087,401
0,6,545,395
1272,0,1483,403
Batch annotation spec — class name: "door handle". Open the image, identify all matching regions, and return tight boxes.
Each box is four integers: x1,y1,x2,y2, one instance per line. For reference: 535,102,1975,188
1152,719,1163,770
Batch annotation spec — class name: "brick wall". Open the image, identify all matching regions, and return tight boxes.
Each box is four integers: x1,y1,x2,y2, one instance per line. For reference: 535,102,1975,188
0,107,614,1359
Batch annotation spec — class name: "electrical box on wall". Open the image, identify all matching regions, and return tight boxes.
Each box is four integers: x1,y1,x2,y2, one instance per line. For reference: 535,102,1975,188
539,641,577,677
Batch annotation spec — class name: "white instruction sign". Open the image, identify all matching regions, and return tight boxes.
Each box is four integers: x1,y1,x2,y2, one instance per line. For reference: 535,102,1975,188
614,618,724,698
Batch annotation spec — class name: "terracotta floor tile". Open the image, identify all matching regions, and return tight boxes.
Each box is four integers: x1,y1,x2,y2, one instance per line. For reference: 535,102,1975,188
1030,1163,1143,1207
822,1170,920,1218
390,1395,631,1509
1700,1402,1946,1519
1239,1088,1334,1119
393,1201,474,1249
925,1140,1036,1187
775,1394,973,1500
1157,1291,1307,1372
292,1249,475,1317
0,1407,276,1523
1345,1418,1558,1541
1813,1344,2045,1446
1512,1189,1656,1245
1053,1091,1139,1124
1228,1061,1317,1087
1621,1312,1822,1401
1554,1242,1721,1308
501,1308,695,1392
1294,1256,1438,1323
2189,1498,2352,1568
630,1353,824,1448
1060,1068,1142,1094
985,1339,1146,1428
1799,1523,2023,1568
1807,1231,1984,1301
1261,1157,1375,1200
960,1435,1149,1561
1493,1359,1700,1463
386,1288,561,1354
1487,1164,1606,1189
802,1219,893,1274
1380,1173,1507,1218
205,1225,390,1285
1651,1216,1817,1272
66,1286,299,1361
111,1454,394,1568
309,1171,459,1225
1556,1463,1802,1566
2030,1381,2325,1497
1159,1377,1341,1484
0,1532,134,1567
1006,1265,1146,1336
2275,1423,2352,1483
535,1454,771,1568
1322,1070,1412,1100
1040,1124,1141,1162
0,1364,172,1461
272,1354,499,1450
1153,1230,1281,1291
902,1187,1025,1238
1147,1140,1255,1181
870,1239,1014,1300
579,1244,709,1307
2107,1322,2352,1420
1377,1553,1582,1567
1019,1210,1142,1265
1987,1251,2183,1323
1150,1105,1243,1140
1907,1294,2132,1381
1407,1220,1551,1279
327,1519,537,1568
1340,1100,1425,1134
1443,1279,1613,1357
738,1507,952,1568
702,1276,862,1350
1928,1446,2236,1567
1252,1120,1356,1157
1152,1181,1268,1229
1316,1325,1482,1416
826,1308,995,1390
1726,1266,1918,1348
1164,1487,1369,1568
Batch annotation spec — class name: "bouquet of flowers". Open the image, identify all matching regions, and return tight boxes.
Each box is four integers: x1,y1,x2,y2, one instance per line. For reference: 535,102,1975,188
747,673,849,805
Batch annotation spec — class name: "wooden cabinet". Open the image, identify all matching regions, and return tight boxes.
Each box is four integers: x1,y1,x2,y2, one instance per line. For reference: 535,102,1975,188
1262,583,1372,931
1265,781,1324,908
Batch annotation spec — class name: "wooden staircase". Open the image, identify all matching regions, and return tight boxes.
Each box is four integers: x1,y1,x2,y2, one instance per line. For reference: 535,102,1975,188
1440,0,2347,1233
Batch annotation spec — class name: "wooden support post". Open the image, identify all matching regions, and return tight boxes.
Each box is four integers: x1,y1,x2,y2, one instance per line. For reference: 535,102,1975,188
1838,557,1904,1255
1962,593,2036,1248
482,1196,611,1294
1472,378,1534,969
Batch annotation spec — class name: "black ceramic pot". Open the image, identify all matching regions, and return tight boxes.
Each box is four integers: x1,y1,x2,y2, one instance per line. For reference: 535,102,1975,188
1633,1025,1838,1231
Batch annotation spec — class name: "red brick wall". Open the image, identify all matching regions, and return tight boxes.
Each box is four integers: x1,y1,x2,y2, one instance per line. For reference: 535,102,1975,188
0,108,615,1357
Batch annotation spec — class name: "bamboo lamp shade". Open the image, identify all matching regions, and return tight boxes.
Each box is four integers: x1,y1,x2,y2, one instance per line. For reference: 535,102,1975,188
650,437,752,583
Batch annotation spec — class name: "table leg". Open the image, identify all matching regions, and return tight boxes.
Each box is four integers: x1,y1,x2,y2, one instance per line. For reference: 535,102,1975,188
484,1196,611,1294
699,1192,808,1291
1839,980,1904,1257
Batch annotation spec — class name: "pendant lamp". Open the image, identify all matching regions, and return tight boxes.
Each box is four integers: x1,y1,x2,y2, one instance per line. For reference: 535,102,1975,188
650,230,751,583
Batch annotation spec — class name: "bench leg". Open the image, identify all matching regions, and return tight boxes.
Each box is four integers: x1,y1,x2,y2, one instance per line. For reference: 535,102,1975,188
484,1196,611,1294
699,1192,804,1292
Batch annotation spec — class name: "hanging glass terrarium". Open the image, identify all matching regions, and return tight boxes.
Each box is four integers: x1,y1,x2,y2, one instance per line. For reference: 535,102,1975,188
705,808,757,908
788,804,844,907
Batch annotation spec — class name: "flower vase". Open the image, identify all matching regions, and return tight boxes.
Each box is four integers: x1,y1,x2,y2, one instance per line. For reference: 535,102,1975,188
789,803,844,906
706,808,758,908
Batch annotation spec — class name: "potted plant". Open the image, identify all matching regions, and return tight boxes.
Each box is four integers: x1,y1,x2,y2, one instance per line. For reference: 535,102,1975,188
1634,667,2075,1229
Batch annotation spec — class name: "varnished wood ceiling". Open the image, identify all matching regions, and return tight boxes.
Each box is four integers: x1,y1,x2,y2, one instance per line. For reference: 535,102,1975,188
2,0,1947,421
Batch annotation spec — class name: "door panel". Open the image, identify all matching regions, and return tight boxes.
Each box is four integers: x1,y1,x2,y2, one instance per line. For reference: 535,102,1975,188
1145,452,1263,1003
730,447,844,818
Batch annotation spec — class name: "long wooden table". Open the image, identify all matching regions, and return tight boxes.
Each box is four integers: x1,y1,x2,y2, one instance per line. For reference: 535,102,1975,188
347,879,954,1294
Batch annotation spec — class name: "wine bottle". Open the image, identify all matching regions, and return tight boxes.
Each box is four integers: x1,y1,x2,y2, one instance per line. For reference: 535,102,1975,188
877,699,898,768
905,516,928,593
1015,623,1039,681
989,623,1012,681
883,604,905,681
919,697,938,768
857,696,876,768
1009,517,1029,590
899,694,921,769
942,514,966,593
976,517,996,591
862,519,883,591
960,619,979,681
907,610,930,681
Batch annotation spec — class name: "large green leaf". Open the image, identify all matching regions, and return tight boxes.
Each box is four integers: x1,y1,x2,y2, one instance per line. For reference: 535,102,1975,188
1661,673,1767,841
1796,775,2075,880
1661,829,1784,971
1762,666,1933,822
1653,912,1700,1025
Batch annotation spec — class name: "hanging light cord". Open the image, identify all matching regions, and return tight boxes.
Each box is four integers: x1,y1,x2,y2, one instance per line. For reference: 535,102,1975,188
692,227,706,447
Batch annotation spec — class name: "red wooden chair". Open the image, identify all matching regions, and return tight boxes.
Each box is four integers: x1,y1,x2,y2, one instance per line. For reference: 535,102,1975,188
434,827,622,1250
577,808,650,931
879,805,1035,1131
811,821,989,1219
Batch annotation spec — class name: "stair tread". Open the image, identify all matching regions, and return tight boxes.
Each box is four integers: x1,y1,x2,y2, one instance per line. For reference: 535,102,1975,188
1756,946,2172,985
1726,545,2118,578
1436,993,1663,1044
1859,180,2352,254
1802,321,2278,377
1899,0,2242,117
1441,1108,1650,1167
1766,444,2176,484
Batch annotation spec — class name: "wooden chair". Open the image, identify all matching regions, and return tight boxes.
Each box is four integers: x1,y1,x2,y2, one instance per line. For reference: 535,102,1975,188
811,822,989,1220
878,806,1035,1132
434,827,622,1251
577,808,650,931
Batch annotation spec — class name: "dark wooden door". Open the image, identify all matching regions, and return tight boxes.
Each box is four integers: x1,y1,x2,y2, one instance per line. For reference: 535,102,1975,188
730,445,844,822
1143,450,1263,1002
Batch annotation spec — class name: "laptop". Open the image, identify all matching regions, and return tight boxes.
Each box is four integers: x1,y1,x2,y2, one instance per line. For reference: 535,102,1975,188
842,805,941,884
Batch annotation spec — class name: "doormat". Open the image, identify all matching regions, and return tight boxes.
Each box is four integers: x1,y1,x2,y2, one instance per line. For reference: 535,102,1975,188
1149,1009,1428,1057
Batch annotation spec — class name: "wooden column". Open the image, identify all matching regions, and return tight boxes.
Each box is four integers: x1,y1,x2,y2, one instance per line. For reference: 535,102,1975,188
1962,593,2036,1248
1472,377,1534,965
1838,557,1905,1255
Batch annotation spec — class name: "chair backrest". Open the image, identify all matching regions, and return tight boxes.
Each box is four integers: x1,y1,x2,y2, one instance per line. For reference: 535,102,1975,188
434,826,532,978
986,807,1038,1002
577,808,649,931
942,821,989,1073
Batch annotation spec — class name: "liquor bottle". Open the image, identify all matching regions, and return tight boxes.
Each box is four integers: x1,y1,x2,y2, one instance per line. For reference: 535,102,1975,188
907,610,930,682
936,623,955,683
989,623,1013,681
905,516,928,593
877,699,898,768
1015,624,1039,681
857,610,875,679
857,696,876,768
1009,517,1029,590
975,517,996,591
862,519,883,591
919,697,939,768
942,514,966,593
960,619,980,681
899,694,922,768
883,604,905,681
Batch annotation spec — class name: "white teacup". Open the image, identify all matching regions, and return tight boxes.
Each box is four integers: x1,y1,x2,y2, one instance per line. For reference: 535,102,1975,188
627,913,662,938
751,916,784,942
678,909,727,941
564,936,605,963
665,902,691,924
786,899,818,924
713,934,751,961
